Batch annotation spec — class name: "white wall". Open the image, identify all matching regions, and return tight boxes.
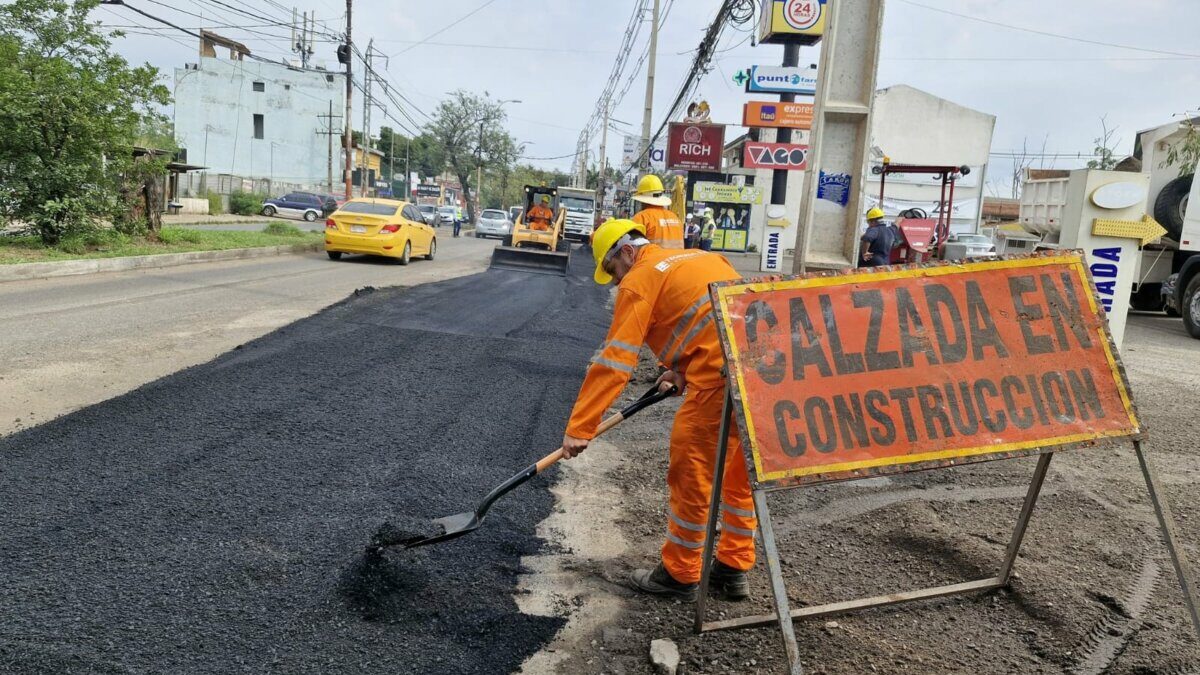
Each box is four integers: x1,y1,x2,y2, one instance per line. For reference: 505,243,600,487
174,58,345,187
743,85,996,250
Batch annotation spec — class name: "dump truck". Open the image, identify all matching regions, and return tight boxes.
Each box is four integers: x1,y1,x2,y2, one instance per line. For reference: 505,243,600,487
488,185,572,275
556,186,597,243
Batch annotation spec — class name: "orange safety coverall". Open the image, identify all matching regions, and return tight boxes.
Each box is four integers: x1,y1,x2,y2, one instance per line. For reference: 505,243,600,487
566,244,756,584
633,206,685,249
527,204,554,231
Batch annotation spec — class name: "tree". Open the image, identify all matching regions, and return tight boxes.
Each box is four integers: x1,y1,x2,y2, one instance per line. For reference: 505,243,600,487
425,90,517,224
1086,115,1119,171
1164,115,1200,177
377,126,445,196
0,0,170,244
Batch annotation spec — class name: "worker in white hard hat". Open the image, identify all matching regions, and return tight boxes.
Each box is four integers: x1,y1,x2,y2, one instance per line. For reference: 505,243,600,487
631,175,685,249
860,206,895,267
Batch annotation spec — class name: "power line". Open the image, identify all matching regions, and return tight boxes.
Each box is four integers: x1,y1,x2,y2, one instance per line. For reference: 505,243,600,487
898,0,1200,59
391,0,501,56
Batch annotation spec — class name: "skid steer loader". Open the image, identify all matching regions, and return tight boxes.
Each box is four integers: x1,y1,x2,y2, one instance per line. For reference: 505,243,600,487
488,185,572,275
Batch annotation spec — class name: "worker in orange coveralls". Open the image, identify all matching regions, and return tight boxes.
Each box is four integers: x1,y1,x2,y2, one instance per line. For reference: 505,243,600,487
631,174,685,249
560,218,756,602
527,195,554,231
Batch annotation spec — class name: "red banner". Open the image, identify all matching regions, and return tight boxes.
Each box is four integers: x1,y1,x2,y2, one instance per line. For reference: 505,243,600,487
743,142,809,170
711,254,1140,489
666,123,725,171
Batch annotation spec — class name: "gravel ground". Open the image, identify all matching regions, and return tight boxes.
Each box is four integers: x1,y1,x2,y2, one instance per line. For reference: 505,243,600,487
0,251,609,674
550,311,1200,674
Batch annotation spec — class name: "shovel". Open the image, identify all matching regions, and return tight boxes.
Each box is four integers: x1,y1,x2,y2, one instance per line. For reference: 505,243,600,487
369,383,678,555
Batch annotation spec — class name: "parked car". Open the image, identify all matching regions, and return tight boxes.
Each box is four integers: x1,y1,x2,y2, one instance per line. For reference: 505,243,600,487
475,209,512,239
417,204,438,226
307,192,340,216
324,198,437,265
261,192,325,222
437,205,458,226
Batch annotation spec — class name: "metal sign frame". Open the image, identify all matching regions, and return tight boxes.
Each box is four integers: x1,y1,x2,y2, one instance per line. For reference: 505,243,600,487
693,254,1200,675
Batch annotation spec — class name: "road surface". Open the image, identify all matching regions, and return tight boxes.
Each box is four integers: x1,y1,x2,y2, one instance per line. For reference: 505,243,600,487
0,235,494,435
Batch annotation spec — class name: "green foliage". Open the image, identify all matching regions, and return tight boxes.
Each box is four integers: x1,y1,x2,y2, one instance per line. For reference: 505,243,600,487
0,0,171,244
425,91,520,224
377,127,446,188
157,228,204,244
1086,116,1118,171
205,190,224,215
57,228,126,255
229,190,267,216
498,164,575,209
263,221,304,237
1164,117,1200,177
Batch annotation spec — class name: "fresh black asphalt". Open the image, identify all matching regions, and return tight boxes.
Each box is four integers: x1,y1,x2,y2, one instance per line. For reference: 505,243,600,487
0,251,612,674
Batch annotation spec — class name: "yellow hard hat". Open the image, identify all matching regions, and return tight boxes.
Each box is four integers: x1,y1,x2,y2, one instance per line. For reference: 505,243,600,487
541,195,550,203
591,218,646,285
633,174,671,207
865,207,885,220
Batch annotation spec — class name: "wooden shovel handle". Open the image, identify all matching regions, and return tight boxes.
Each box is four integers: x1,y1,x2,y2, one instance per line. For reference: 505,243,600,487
534,383,677,475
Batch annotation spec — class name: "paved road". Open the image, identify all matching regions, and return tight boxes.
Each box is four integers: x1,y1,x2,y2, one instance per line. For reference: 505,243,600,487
0,235,495,435
0,251,607,674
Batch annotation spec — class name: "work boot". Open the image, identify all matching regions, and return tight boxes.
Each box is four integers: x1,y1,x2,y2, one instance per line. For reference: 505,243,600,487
708,561,750,601
629,563,698,602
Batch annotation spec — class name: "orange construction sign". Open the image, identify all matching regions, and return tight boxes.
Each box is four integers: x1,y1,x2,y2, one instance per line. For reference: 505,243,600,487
710,253,1141,489
741,101,814,130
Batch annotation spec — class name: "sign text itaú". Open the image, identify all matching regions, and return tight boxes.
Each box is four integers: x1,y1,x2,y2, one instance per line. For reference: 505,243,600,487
710,254,1140,488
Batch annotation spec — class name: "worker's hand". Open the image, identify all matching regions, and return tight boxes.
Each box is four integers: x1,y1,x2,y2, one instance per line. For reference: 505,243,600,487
862,251,873,262
561,434,589,459
656,369,686,396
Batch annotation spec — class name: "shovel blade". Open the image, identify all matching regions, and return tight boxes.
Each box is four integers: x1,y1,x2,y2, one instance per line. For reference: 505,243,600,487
402,511,481,550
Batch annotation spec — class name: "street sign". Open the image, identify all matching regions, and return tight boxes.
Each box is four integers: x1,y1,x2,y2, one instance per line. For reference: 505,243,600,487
413,183,441,197
622,134,665,172
666,123,725,172
742,101,814,129
743,142,809,170
693,182,763,205
746,65,817,95
758,0,828,45
712,253,1141,488
1092,215,1167,245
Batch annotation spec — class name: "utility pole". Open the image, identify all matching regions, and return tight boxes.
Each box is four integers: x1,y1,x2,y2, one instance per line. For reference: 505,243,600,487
598,97,610,213
580,129,590,189
342,0,353,200
405,136,411,201
317,102,343,193
639,0,660,173
476,120,485,215
361,38,374,197
761,42,800,273
389,131,395,197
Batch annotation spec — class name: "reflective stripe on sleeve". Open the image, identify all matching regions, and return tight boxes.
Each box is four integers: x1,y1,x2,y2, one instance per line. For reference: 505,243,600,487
589,355,634,373
657,296,710,361
666,312,713,368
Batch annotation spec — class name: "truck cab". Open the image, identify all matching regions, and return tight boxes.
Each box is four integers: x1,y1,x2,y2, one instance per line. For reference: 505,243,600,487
556,187,597,242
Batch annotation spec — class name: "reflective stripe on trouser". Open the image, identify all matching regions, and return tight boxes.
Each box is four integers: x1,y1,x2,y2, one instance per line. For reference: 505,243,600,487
661,385,757,584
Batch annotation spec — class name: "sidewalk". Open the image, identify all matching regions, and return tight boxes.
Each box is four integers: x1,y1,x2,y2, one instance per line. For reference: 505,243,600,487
162,214,277,226
721,250,796,278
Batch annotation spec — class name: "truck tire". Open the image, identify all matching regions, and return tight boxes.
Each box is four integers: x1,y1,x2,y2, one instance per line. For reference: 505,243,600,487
1182,273,1200,339
1153,174,1192,242
1130,283,1164,312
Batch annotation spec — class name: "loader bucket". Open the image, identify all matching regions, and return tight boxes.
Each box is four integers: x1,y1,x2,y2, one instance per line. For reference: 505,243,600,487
488,246,570,276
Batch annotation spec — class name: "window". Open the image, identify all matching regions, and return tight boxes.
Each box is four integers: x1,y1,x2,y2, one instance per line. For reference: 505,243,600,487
326,74,335,83
403,206,422,222
283,84,291,91
253,114,264,139
252,81,265,92
338,201,400,216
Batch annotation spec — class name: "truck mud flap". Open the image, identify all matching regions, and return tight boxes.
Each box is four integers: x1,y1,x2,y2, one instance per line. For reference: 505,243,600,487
488,246,571,276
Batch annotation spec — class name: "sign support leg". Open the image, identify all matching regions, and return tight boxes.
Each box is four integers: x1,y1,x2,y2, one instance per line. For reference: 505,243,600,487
998,452,1053,584
694,390,733,634
754,489,803,675
1133,440,1200,638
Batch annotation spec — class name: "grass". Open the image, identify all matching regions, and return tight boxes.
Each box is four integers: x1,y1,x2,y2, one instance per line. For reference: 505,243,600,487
0,226,321,264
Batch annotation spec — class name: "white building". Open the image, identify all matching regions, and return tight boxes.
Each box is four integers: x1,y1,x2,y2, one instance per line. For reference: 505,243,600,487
726,84,994,254
173,32,345,189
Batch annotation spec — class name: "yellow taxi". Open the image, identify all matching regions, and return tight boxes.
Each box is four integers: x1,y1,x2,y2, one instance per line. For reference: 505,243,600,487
324,198,436,265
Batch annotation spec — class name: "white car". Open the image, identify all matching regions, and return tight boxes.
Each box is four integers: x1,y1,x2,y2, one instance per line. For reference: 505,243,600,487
417,204,438,226
475,209,512,239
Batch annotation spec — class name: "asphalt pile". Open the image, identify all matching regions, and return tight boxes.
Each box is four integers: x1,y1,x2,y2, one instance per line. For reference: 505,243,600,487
0,251,611,673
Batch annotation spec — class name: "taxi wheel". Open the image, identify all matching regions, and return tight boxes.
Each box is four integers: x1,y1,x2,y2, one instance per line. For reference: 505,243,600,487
426,239,436,260
397,241,411,266
327,251,342,260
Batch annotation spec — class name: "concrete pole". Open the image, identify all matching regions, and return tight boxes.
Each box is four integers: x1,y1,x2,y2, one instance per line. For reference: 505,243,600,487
598,99,609,210
326,100,334,192
389,131,395,197
342,0,353,200
405,136,410,200
639,0,659,173
362,38,373,197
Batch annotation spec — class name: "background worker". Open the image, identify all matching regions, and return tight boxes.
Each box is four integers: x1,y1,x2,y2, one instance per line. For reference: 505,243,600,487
859,206,896,267
559,219,757,603
631,175,685,249
699,208,716,251
527,195,554,231
684,215,700,249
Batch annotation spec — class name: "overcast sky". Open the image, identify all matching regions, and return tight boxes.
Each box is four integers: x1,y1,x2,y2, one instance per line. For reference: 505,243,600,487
94,0,1200,196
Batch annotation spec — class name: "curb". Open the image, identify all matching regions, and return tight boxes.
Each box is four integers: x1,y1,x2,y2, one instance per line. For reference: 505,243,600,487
0,243,320,283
